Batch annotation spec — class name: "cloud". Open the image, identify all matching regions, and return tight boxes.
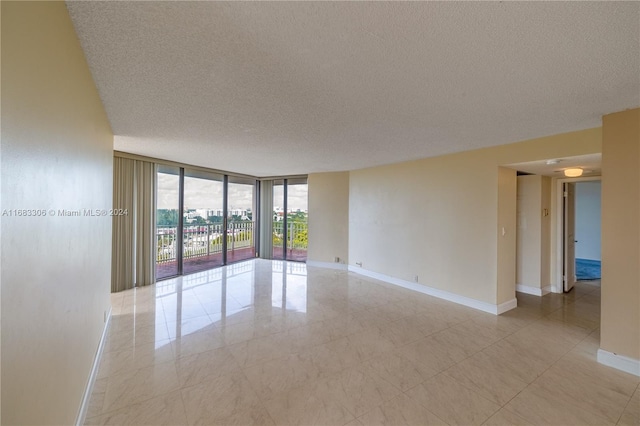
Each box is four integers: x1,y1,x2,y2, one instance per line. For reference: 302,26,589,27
287,184,308,211
157,173,307,211
157,173,180,209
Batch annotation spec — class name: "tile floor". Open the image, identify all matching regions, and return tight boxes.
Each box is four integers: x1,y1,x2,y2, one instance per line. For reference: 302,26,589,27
85,260,639,425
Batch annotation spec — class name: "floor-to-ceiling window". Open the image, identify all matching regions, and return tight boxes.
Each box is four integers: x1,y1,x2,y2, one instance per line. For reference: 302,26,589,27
156,165,263,279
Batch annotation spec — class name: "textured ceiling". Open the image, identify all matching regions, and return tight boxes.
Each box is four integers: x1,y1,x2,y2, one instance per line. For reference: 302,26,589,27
67,1,640,177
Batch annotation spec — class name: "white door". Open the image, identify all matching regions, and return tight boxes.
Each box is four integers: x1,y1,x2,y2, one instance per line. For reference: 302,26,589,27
564,182,577,292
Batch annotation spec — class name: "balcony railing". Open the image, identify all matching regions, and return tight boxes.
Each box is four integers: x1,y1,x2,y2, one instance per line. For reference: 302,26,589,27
272,221,308,251
156,221,308,263
157,225,179,263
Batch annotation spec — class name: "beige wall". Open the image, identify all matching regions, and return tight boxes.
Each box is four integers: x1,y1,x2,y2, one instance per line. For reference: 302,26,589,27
349,152,499,304
497,167,517,305
308,172,349,265
1,2,113,424
540,176,552,288
516,175,543,288
601,108,640,361
515,175,552,291
348,128,600,307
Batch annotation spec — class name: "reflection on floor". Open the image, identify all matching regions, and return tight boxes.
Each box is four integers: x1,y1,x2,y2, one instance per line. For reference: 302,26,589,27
87,262,639,425
271,247,308,262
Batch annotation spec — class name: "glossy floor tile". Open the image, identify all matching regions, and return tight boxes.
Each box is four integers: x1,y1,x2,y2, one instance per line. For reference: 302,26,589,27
86,263,639,425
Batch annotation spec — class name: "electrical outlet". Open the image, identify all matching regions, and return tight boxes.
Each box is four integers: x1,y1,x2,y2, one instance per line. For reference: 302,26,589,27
335,256,340,263
414,275,419,283
356,262,362,267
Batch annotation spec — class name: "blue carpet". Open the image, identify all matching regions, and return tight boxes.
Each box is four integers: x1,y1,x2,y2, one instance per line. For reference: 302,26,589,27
576,258,601,280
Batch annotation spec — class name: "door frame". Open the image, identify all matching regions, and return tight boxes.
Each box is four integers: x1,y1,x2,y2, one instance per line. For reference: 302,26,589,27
553,175,601,293
563,181,577,292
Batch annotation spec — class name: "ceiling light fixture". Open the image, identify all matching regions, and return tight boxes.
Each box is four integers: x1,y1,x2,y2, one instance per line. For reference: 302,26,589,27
564,168,583,177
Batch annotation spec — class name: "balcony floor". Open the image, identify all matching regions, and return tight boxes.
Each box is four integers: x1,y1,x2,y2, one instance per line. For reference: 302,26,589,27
157,247,307,279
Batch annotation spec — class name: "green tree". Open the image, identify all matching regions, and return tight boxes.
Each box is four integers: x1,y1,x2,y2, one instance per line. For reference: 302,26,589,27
157,209,179,226
293,227,308,248
208,215,223,223
192,215,207,225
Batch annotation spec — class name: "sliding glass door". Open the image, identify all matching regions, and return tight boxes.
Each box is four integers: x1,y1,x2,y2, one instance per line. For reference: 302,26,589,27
271,178,308,262
287,179,308,262
156,166,181,279
227,177,257,263
183,170,224,274
272,180,285,260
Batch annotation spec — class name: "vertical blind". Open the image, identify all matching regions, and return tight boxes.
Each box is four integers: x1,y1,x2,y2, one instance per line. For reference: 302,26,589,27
112,156,156,292
259,180,274,259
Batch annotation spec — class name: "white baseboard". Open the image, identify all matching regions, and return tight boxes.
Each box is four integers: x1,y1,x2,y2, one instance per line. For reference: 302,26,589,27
550,284,563,294
76,306,112,426
516,284,552,297
306,260,348,271
516,284,543,296
348,265,516,315
597,349,640,377
497,298,519,314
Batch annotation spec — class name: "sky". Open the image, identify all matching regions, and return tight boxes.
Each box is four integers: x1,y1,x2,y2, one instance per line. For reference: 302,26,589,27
157,173,308,211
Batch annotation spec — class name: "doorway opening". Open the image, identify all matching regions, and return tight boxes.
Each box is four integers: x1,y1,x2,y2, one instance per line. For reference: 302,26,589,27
559,177,602,292
508,153,602,296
